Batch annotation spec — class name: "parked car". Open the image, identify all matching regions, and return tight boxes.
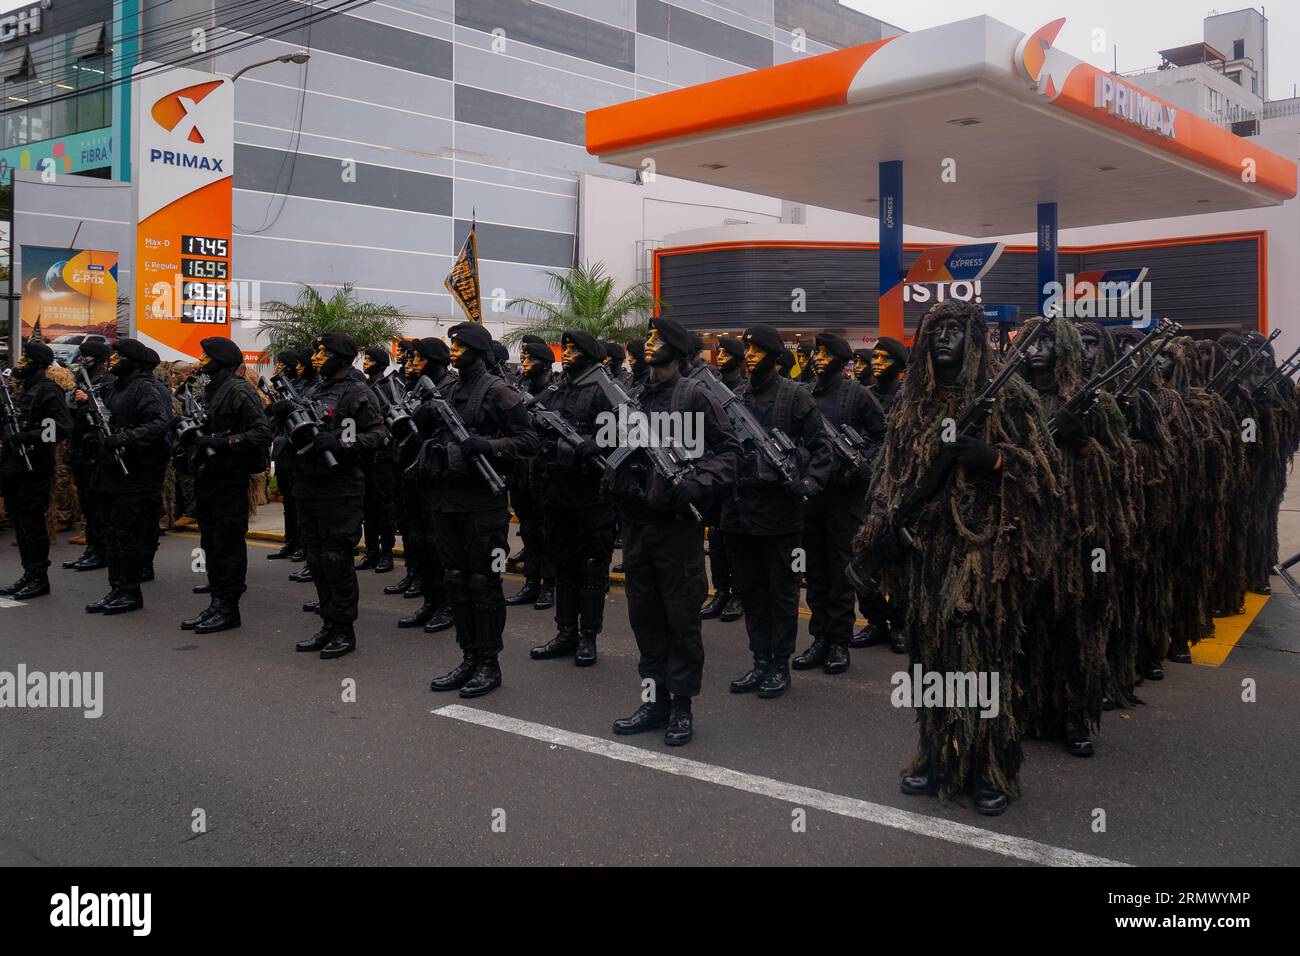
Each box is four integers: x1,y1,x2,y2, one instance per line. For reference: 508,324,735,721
48,333,111,366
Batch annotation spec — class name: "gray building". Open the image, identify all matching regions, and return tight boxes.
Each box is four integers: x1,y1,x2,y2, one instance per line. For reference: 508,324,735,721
134,0,899,346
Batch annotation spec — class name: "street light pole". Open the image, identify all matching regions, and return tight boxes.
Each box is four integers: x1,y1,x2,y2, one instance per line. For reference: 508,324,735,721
230,51,310,84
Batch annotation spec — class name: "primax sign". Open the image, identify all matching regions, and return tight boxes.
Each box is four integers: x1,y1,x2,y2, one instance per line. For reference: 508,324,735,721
0,1,46,43
1093,75,1177,139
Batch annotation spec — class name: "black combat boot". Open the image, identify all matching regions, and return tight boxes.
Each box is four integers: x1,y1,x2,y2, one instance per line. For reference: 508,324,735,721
574,559,606,667
375,550,394,574
532,581,580,659
63,547,94,570
296,622,334,652
320,624,356,660
181,598,217,630
757,660,791,699
505,580,541,606
729,657,770,694
900,765,938,797
102,587,144,615
823,643,850,674
459,656,502,698
267,543,295,560
1064,718,1094,758
850,621,889,648
973,779,1009,816
289,566,313,583
355,550,380,571
71,550,108,572
398,601,437,628
665,696,693,746
612,699,671,735
195,597,241,634
0,572,31,596
13,573,50,600
86,589,121,613
719,594,743,622
792,638,830,670
192,584,211,594
890,626,908,655
532,583,555,610
289,550,305,562
424,607,454,633
699,590,729,619
1167,639,1192,664
302,600,319,612
430,651,478,691
384,570,416,595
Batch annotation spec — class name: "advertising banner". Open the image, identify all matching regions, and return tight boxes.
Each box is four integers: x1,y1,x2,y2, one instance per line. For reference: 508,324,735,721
132,63,233,362
19,245,118,341
904,242,1005,285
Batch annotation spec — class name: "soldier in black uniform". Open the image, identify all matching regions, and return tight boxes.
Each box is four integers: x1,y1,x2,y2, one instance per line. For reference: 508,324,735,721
0,343,72,599
506,340,556,610
699,335,746,623
291,333,386,659
356,347,397,574
178,337,273,633
426,323,539,698
602,341,630,387
792,333,885,674
64,339,114,572
723,324,833,698
608,316,739,746
528,330,615,666
626,338,649,394
852,348,875,388
86,339,171,615
852,335,910,652
266,349,307,563
794,341,816,389
393,337,454,633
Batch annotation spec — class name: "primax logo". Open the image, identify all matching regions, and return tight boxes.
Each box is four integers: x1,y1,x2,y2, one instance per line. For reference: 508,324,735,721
151,80,223,144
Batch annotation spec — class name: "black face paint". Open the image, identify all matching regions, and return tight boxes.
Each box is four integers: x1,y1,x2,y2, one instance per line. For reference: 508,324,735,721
1080,333,1100,377
454,349,483,372
1027,330,1058,375
320,353,350,378
929,318,966,378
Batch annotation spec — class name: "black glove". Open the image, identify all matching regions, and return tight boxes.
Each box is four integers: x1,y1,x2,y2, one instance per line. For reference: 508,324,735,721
461,435,493,459
1051,408,1089,452
412,404,439,435
268,399,294,417
313,430,344,455
576,437,601,463
197,434,228,452
950,435,1000,474
103,432,129,450
14,430,42,447
672,478,707,512
794,477,820,499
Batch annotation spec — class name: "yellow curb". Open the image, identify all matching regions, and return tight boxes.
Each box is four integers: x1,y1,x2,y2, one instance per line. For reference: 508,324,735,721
1193,592,1269,666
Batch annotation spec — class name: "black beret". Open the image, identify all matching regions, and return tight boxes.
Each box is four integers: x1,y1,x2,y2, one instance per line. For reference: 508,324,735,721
604,341,626,363
650,316,691,355
853,347,873,364
523,342,553,363
689,333,704,352
561,329,605,361
23,342,54,365
319,332,358,360
874,336,909,368
777,348,795,369
276,349,299,367
79,339,111,359
115,338,159,367
413,337,450,362
492,341,510,365
797,341,814,355
521,334,549,347
201,336,244,367
449,322,493,353
626,338,646,361
814,332,852,361
718,336,746,359
364,346,391,368
743,324,785,356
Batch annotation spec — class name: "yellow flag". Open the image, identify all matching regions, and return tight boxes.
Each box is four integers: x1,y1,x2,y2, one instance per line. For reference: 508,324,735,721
444,219,483,323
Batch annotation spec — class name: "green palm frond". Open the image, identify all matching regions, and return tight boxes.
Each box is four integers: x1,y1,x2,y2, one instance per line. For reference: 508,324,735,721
502,261,655,347
255,283,407,363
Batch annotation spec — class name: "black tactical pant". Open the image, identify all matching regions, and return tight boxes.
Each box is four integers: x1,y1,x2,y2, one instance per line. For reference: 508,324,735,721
2,472,53,575
434,508,509,658
71,459,105,553
394,470,419,577
298,495,364,626
103,490,161,590
512,484,553,584
804,493,863,647
545,502,614,636
728,530,802,665
707,528,732,594
361,456,396,554
196,482,250,604
277,462,299,552
414,483,445,606
623,519,706,698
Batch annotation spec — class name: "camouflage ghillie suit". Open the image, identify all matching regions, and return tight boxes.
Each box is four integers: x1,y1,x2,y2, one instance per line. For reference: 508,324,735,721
44,364,80,534
1021,316,1138,731
854,304,1061,803
239,365,272,516
1195,341,1250,616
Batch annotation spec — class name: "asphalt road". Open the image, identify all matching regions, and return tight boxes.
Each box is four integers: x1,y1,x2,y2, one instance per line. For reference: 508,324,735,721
1,529,1297,867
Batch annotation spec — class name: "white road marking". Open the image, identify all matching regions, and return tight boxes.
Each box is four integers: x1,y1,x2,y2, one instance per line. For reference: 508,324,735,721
432,704,1130,868
0,598,24,608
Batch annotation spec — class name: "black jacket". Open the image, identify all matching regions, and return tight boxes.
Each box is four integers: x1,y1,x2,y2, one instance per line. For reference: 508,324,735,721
811,374,885,496
292,373,386,499
1,373,72,478
538,365,612,510
97,369,171,493
194,373,274,491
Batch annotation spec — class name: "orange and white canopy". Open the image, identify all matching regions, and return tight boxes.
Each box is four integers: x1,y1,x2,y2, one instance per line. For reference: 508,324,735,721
586,16,1297,237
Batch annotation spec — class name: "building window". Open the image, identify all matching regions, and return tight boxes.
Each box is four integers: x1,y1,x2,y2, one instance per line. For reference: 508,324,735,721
1233,38,1245,59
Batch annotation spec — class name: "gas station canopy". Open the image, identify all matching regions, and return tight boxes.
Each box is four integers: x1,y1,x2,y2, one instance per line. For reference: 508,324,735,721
586,16,1297,238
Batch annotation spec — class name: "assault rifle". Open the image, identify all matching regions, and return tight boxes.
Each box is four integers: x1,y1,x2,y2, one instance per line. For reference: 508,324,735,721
0,367,32,472
174,379,217,465
1208,329,1281,395
518,366,615,475
1252,344,1300,401
369,367,418,451
845,320,1045,596
1047,319,1176,437
77,367,128,476
822,419,872,471
412,374,506,495
269,372,338,469
690,364,804,498
1111,320,1183,402
589,365,702,521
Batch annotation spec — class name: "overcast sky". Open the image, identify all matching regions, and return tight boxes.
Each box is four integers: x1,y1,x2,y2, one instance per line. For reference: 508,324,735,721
841,1,1300,102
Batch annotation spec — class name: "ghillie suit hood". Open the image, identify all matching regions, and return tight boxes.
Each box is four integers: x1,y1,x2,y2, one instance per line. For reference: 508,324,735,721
855,302,1062,802
1020,316,1138,723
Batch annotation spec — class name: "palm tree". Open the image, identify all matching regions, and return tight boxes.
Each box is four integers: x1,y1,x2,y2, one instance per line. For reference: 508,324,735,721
255,283,407,361
502,261,655,346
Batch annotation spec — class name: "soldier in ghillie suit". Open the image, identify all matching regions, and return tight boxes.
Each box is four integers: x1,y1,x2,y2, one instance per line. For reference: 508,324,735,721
1195,340,1250,618
853,300,1061,815
1021,315,1137,757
